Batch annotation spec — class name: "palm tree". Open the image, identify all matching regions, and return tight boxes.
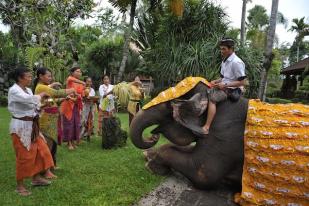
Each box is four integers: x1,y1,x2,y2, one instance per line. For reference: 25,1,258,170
289,17,309,61
109,0,184,82
290,17,309,40
240,0,251,46
258,0,279,101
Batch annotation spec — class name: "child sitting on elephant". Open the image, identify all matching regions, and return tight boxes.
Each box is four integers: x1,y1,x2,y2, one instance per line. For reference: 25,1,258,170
202,38,247,135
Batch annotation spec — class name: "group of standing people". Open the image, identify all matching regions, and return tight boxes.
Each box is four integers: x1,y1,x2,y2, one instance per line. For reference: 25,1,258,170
8,65,144,196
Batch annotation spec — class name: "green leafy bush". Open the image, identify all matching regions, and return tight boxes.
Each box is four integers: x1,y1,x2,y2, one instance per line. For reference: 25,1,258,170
299,85,309,91
266,97,292,104
143,0,228,84
0,96,8,106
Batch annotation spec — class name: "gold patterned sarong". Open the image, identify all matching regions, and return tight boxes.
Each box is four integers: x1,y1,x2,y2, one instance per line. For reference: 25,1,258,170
143,77,211,110
235,99,309,206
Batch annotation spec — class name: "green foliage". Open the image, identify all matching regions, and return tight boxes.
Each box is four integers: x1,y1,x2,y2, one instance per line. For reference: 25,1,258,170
237,47,263,98
226,28,240,41
246,5,287,51
142,0,228,83
246,28,266,50
298,85,309,90
269,49,283,77
25,47,46,70
0,0,96,66
85,36,124,76
266,97,292,104
25,46,68,82
96,8,122,37
247,5,268,30
289,40,309,64
0,96,8,106
289,17,309,41
66,26,102,55
0,32,18,63
145,39,222,82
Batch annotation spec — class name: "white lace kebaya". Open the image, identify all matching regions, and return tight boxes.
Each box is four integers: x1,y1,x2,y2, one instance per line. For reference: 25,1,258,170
8,83,41,150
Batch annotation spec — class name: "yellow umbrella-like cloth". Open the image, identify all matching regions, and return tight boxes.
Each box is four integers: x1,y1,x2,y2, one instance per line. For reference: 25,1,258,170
142,76,211,110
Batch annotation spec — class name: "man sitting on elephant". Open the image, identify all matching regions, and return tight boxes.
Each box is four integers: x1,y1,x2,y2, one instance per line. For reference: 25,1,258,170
202,38,247,134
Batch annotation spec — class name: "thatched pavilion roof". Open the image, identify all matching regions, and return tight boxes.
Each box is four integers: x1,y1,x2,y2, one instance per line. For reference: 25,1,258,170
281,57,309,75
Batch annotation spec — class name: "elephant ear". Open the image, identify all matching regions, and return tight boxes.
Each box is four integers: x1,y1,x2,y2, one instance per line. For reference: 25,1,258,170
171,93,208,134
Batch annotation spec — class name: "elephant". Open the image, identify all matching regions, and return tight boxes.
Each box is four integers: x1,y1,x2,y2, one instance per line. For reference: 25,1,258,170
129,82,248,190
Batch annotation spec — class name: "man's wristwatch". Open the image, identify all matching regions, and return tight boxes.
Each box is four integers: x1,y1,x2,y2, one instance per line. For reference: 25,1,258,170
224,82,228,87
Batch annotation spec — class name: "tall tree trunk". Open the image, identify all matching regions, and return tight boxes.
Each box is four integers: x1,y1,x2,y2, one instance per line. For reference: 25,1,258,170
117,0,137,83
240,0,248,46
258,0,279,101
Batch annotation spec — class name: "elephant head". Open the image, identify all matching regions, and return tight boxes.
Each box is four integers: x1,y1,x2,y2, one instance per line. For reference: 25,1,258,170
130,82,210,149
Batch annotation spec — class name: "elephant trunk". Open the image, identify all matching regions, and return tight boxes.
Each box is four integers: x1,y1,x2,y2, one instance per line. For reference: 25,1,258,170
130,104,170,149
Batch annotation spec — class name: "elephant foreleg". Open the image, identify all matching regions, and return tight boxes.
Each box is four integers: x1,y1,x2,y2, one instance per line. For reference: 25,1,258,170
146,144,205,182
146,144,233,190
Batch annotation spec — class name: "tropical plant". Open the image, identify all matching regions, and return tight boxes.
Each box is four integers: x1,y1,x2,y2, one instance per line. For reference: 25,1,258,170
288,17,309,63
0,0,96,64
0,31,18,64
237,47,263,98
96,8,122,37
141,0,229,85
247,5,269,30
109,0,186,82
289,17,309,42
24,46,67,82
246,5,287,50
83,36,124,83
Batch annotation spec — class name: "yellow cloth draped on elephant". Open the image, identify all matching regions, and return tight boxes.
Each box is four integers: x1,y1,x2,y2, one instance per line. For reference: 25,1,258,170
236,99,309,206
143,76,211,110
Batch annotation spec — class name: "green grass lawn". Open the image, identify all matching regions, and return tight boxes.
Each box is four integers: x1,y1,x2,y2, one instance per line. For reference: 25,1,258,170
0,107,165,206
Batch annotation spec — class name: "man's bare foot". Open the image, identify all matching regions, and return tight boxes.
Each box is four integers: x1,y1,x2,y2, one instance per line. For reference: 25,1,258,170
202,126,209,135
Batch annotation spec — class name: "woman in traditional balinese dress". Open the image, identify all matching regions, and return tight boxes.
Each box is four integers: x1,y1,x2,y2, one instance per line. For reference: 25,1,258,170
34,67,75,172
128,76,144,125
60,67,85,150
98,75,114,135
80,77,96,141
8,67,54,196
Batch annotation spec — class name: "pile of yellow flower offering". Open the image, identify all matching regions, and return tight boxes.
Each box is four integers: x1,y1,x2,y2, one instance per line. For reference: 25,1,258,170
143,76,211,110
235,99,309,206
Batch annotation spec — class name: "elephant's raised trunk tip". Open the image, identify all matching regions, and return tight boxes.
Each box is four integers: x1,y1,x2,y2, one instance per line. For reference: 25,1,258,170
129,109,162,149
131,133,160,149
